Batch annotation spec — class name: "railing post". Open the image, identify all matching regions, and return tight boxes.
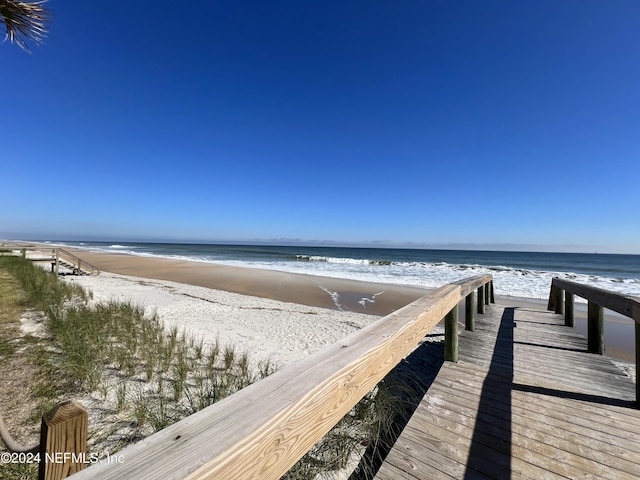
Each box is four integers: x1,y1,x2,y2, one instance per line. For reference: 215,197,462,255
477,285,485,314
587,301,604,355
547,285,556,311
490,280,495,303
636,323,639,407
55,249,60,275
444,306,459,362
465,292,476,331
39,401,88,480
564,291,574,327
554,286,564,315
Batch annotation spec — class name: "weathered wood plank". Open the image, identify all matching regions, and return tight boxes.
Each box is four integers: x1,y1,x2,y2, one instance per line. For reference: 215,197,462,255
376,302,640,480
433,368,640,455
418,373,640,477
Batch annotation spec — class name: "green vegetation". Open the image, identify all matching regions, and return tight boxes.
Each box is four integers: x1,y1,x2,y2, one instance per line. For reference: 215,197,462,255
0,257,276,479
0,256,420,479
0,268,25,360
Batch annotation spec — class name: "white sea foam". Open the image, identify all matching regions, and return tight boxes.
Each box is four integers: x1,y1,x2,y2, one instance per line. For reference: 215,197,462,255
217,258,640,301
63,243,640,302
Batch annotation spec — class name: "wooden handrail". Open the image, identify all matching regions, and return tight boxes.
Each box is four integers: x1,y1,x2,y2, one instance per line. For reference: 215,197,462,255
68,275,493,480
0,247,100,275
55,249,100,275
550,277,640,323
548,277,640,405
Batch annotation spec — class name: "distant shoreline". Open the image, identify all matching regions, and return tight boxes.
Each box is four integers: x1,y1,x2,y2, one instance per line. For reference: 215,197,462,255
3,240,637,363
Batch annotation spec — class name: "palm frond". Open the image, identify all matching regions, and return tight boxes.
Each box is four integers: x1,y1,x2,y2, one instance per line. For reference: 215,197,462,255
0,0,48,52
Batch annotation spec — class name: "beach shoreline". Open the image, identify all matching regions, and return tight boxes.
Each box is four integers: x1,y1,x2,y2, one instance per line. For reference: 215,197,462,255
3,240,637,363
57,246,433,317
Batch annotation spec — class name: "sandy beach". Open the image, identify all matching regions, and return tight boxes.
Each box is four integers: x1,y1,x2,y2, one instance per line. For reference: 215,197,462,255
61,248,431,316
5,242,637,364
61,246,638,363
64,271,388,368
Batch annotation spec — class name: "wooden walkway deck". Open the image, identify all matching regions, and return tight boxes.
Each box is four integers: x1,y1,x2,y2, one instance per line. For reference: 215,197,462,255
374,302,640,479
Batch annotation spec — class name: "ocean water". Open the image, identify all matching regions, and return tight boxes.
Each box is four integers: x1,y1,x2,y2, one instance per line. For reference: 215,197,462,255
48,241,640,301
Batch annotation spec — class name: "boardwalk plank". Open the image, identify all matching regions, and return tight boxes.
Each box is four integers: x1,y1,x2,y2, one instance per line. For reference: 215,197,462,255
374,303,640,480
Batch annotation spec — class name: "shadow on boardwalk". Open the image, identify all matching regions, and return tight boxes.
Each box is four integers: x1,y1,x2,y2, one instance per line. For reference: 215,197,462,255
350,333,446,479
464,308,514,479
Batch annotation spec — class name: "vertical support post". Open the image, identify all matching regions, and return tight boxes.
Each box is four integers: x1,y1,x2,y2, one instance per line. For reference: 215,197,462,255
547,285,556,311
444,306,459,362
21,248,26,258
484,283,489,305
490,280,495,303
55,250,60,275
465,292,476,331
477,285,485,314
76,258,81,275
554,286,564,315
636,322,640,407
587,301,604,355
565,291,574,327
38,401,88,480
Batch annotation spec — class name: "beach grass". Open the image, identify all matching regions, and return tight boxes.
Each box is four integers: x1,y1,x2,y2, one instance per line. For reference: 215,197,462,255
0,257,279,476
0,256,416,479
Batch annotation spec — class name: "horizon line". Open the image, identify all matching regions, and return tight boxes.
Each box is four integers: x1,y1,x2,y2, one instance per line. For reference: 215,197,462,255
2,235,638,256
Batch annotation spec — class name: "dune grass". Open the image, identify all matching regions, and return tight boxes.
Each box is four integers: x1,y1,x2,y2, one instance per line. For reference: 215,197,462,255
0,256,419,479
0,257,277,471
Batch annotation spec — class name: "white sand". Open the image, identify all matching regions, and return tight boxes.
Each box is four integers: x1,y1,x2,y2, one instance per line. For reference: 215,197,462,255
64,271,380,368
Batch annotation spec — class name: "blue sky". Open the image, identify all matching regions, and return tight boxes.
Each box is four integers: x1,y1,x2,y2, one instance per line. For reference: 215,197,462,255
2,1,639,253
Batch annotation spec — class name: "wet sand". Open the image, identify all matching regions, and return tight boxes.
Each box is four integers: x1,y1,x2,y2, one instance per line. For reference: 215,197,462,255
5,241,637,363
63,248,430,316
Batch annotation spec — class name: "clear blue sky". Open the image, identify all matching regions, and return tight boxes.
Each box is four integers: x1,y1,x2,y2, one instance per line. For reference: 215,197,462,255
2,1,639,253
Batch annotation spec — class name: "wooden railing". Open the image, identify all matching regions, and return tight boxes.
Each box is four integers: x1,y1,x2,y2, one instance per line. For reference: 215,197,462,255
54,249,100,276
0,247,100,275
66,275,493,480
548,277,640,403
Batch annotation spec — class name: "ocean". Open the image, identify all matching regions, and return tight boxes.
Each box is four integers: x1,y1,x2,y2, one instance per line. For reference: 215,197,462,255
47,241,640,301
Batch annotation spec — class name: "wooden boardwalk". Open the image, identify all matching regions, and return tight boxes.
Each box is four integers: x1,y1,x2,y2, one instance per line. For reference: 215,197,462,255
375,302,640,479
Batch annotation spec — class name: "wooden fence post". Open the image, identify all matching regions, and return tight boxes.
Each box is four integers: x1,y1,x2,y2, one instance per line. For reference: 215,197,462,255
636,323,640,406
547,285,556,311
477,285,485,314
565,291,575,327
444,306,459,362
490,281,495,303
554,286,564,315
39,401,88,480
465,292,476,331
587,301,604,355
